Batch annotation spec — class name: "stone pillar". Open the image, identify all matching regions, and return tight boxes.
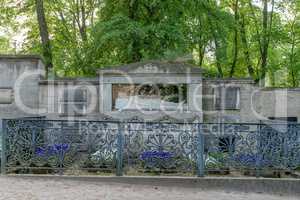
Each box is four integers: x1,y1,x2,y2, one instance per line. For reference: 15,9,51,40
187,82,203,121
100,83,112,113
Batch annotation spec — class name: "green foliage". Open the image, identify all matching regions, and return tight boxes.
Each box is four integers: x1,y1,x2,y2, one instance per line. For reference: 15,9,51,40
0,37,12,53
0,0,299,86
80,0,189,74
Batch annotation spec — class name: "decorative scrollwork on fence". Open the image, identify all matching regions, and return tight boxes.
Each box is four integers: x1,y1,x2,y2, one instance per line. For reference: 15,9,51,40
4,120,119,173
2,119,300,176
203,123,300,172
124,123,197,173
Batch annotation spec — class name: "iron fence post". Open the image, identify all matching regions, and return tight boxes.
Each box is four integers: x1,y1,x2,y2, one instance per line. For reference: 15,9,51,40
283,124,289,169
256,123,262,178
1,120,7,175
59,121,64,175
116,122,124,176
196,124,205,177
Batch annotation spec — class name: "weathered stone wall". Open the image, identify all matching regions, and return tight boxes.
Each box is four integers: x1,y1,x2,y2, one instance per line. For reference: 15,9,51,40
253,88,300,122
99,73,203,122
0,57,299,123
38,79,101,120
202,79,259,123
0,56,44,120
203,79,300,123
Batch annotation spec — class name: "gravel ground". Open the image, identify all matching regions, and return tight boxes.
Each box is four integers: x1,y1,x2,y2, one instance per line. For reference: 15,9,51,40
0,176,296,200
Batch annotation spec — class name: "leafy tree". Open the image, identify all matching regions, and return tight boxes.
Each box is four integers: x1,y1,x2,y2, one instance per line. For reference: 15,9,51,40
36,0,53,77
280,0,300,87
0,0,298,86
79,0,189,75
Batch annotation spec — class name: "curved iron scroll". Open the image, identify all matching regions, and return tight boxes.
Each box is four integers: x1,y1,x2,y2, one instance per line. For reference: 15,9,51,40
2,119,300,176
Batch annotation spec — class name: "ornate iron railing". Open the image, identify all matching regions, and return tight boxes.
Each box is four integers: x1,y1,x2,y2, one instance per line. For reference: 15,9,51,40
1,119,300,177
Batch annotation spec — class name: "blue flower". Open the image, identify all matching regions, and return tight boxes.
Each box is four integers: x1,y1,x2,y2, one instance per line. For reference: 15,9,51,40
140,151,173,160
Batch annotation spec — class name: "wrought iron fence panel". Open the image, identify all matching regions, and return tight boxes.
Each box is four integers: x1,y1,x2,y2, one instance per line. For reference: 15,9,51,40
5,119,45,171
3,119,119,174
202,123,257,172
80,121,119,171
1,119,300,176
259,124,300,170
203,123,300,173
123,123,198,175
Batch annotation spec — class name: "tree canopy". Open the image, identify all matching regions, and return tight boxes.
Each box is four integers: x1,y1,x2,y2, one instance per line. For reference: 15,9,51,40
0,0,299,87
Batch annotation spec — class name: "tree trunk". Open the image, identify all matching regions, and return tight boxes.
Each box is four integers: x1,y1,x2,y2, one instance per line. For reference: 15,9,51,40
260,0,274,85
239,13,255,79
128,0,142,62
35,0,53,77
248,0,263,55
229,0,239,77
260,0,268,85
198,44,205,66
214,37,224,78
289,22,297,87
197,13,205,66
79,0,87,41
207,13,223,78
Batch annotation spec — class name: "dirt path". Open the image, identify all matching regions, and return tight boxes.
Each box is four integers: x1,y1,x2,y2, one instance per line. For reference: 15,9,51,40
0,176,296,200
